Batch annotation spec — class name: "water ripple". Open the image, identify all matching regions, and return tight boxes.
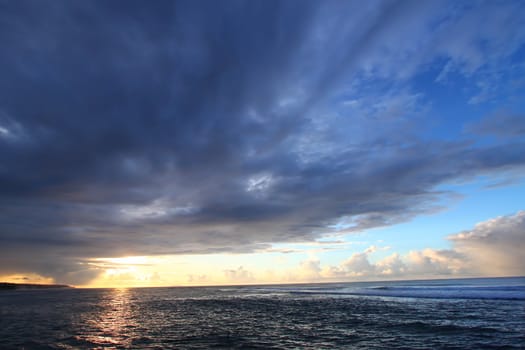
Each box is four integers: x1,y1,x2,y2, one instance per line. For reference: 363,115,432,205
0,281,524,349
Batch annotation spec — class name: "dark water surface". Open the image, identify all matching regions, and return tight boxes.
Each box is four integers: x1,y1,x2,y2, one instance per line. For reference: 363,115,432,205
1,277,524,349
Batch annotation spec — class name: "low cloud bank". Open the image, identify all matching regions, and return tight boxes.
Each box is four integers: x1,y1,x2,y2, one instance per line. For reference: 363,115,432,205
296,211,525,281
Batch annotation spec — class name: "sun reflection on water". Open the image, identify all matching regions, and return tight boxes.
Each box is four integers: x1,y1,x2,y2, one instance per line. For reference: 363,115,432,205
82,288,139,348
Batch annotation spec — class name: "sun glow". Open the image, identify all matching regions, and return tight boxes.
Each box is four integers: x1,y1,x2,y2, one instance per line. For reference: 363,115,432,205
81,256,162,288
0,274,55,284
96,256,151,266
81,253,288,288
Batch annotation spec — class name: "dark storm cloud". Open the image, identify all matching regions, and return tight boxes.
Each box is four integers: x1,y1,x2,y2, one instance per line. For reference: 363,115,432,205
0,0,316,195
1,0,525,283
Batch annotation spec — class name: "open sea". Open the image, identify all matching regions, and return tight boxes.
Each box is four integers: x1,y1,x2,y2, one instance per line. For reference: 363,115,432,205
0,277,524,349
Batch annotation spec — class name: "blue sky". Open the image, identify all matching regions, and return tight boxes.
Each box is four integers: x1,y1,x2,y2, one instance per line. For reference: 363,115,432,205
0,0,524,286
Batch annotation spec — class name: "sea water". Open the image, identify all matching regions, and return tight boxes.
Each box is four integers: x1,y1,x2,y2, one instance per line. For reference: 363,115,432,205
0,277,524,349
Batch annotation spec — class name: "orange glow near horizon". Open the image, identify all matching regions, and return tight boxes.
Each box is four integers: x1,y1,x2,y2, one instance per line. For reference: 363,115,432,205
0,274,55,285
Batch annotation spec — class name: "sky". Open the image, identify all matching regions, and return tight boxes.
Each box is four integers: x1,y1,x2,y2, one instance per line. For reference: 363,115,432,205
0,0,524,288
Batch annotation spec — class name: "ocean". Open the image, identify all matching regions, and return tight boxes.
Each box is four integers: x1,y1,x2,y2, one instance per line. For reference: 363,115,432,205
0,277,524,349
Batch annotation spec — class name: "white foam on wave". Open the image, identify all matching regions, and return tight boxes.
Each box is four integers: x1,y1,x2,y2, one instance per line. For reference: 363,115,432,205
250,278,525,300
350,285,525,300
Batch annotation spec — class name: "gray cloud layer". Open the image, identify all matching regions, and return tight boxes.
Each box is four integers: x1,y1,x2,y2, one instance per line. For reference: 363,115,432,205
1,1,524,283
